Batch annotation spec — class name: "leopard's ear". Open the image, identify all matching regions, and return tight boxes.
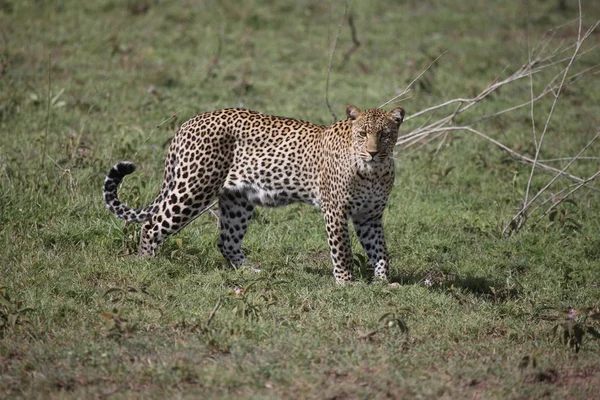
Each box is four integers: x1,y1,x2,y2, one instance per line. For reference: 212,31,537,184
346,105,362,120
389,106,405,125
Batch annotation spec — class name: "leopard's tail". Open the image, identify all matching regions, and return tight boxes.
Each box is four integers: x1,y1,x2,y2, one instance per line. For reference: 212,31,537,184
103,162,154,223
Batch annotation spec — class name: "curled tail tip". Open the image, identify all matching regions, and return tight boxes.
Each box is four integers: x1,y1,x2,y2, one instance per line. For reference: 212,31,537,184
116,161,136,175
108,161,136,179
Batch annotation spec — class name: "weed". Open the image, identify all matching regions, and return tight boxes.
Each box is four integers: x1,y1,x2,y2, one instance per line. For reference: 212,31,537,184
99,308,139,341
0,284,34,339
537,307,600,353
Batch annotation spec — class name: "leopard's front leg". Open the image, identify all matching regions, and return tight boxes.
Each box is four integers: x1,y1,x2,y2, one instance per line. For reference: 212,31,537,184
323,207,354,284
353,214,390,281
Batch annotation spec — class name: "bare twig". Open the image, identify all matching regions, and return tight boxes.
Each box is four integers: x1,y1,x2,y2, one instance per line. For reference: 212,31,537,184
325,0,350,122
338,12,361,69
399,39,597,127
203,27,223,82
521,3,540,228
377,3,600,235
420,126,599,190
42,53,51,169
503,130,600,234
526,171,597,226
380,51,447,109
132,114,178,161
539,157,600,163
504,0,600,234
520,0,585,231
533,169,600,227
205,295,222,328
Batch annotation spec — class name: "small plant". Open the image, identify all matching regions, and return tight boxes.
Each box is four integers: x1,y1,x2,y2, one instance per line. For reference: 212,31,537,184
227,273,286,321
429,166,455,185
538,306,600,353
352,253,370,280
545,199,582,233
102,285,150,305
28,88,66,109
120,221,141,255
0,284,34,338
99,308,138,341
358,310,412,344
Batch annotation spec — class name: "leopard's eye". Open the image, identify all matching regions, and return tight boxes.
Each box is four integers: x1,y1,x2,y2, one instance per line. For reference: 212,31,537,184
358,130,367,137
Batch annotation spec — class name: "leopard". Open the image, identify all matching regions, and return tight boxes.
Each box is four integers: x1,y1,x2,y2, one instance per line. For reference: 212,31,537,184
103,105,405,284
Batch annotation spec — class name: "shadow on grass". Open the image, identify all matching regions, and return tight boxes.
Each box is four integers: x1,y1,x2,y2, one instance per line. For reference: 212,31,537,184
391,269,519,302
297,257,519,302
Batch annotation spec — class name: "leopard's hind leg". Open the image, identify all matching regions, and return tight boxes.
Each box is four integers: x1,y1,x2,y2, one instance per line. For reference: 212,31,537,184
216,189,255,267
138,175,227,256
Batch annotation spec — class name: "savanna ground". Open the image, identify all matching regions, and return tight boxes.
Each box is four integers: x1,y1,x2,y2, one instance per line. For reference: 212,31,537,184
1,0,600,398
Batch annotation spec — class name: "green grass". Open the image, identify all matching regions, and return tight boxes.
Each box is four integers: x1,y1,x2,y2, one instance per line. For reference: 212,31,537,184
1,0,600,398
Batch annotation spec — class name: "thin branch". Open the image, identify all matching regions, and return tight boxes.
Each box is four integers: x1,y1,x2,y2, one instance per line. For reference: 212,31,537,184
380,51,447,109
325,0,350,122
538,156,600,163
403,98,470,122
42,53,51,169
401,37,597,125
383,2,598,235
338,12,361,69
527,6,538,149
132,114,178,161
533,169,600,226
205,295,222,328
521,1,537,221
523,0,584,215
503,129,600,234
203,27,223,82
429,126,599,190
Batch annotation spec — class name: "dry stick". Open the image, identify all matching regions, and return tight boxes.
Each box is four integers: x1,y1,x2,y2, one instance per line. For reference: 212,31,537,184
521,6,538,224
401,58,598,138
503,130,600,234
338,12,360,69
511,0,582,230
325,0,349,122
205,295,222,328
402,62,527,122
380,51,447,109
396,40,598,149
539,156,600,162
203,27,223,82
462,79,560,127
513,0,586,233
429,126,598,190
533,169,600,227
132,114,178,161
526,8,538,150
402,35,597,126
42,53,51,169
381,8,599,232
526,182,577,219
525,169,598,225
529,43,598,74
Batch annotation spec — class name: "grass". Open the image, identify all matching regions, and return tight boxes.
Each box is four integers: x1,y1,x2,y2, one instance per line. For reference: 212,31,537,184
1,0,600,398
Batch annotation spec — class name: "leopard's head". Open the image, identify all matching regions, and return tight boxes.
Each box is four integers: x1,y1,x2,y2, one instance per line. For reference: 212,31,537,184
346,105,405,163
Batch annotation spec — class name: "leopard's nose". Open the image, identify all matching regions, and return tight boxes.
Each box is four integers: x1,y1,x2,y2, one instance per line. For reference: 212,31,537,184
368,151,379,158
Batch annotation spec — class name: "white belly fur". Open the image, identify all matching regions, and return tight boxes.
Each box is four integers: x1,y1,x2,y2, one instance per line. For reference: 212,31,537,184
223,182,321,208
